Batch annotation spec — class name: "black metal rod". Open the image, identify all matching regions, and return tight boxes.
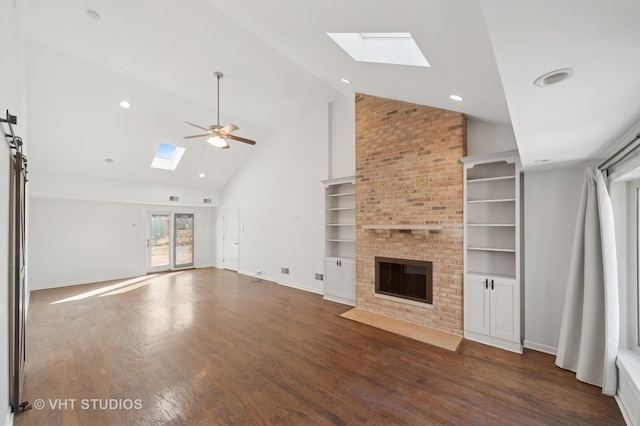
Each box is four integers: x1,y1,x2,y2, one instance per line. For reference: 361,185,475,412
1,110,19,149
599,132,640,171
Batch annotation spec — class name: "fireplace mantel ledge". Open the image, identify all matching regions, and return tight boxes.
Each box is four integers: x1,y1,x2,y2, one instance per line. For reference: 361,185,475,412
362,224,442,236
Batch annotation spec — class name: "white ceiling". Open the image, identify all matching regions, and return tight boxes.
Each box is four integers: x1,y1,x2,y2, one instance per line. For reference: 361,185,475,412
21,0,640,191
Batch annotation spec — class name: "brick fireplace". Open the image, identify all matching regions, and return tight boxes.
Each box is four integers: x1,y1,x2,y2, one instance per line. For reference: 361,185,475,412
355,93,466,336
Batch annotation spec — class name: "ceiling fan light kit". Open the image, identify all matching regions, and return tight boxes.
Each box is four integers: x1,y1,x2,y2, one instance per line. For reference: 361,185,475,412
207,135,229,149
183,71,256,149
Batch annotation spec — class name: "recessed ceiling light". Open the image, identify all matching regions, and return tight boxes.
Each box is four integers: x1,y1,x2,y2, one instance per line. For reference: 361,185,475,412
199,173,206,178
104,158,114,164
534,159,551,164
341,78,351,84
86,10,101,21
120,100,131,109
533,68,574,87
449,95,464,101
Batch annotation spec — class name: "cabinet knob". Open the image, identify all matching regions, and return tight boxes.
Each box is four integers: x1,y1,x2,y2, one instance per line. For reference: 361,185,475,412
485,278,488,289
491,279,494,290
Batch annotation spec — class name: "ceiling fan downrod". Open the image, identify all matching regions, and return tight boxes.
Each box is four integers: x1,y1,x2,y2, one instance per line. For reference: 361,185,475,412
214,71,223,127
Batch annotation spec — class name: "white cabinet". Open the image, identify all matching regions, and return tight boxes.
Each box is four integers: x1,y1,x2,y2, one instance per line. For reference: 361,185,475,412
464,274,520,348
322,176,356,305
324,257,355,306
460,151,522,353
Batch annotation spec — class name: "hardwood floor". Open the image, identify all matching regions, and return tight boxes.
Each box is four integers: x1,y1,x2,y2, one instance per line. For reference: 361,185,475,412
16,268,623,425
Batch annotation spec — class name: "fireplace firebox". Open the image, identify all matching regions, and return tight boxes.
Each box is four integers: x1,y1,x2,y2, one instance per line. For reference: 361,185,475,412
375,257,433,304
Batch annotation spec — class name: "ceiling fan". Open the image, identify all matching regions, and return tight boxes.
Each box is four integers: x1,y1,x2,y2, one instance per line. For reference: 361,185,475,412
183,71,256,149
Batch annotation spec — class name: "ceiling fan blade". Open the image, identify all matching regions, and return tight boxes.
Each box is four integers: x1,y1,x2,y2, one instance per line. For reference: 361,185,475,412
183,121,210,131
227,134,256,145
221,124,239,134
183,134,211,139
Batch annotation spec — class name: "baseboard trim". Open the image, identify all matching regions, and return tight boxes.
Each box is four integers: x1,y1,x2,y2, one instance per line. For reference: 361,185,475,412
524,340,557,355
464,331,523,354
236,270,323,295
277,279,323,295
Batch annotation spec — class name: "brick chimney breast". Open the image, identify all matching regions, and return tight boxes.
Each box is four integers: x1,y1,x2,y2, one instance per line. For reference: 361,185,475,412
355,93,466,335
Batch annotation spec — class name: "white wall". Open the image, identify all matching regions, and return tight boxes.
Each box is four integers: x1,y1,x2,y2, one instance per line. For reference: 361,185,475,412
28,198,217,289
523,166,585,354
329,95,355,179
29,170,221,207
467,119,518,155
221,103,328,293
1,0,27,422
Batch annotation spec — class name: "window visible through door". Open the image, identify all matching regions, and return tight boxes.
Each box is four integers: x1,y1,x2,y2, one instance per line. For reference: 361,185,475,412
174,213,194,268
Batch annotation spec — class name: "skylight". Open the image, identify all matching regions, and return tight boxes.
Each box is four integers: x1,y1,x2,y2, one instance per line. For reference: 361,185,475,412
327,32,430,67
150,143,185,171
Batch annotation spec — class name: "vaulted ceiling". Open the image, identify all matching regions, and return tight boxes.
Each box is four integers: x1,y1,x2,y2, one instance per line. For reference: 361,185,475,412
22,0,640,191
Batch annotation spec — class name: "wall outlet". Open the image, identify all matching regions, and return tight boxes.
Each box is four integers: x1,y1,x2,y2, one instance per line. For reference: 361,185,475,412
315,273,324,281
281,267,290,274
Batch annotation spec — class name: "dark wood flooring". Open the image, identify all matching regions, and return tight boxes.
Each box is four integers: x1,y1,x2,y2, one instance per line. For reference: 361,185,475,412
15,268,624,425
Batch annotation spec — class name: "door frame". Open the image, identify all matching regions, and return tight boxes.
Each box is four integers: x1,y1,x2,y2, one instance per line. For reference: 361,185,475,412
147,211,172,273
146,211,196,273
173,212,195,269
223,209,239,271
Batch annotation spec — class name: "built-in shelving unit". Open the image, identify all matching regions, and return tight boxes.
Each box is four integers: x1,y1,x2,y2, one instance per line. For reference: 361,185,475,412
460,150,522,353
322,176,356,305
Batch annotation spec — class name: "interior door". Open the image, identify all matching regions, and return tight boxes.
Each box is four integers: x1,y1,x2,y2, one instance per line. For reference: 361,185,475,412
223,209,239,271
148,213,171,273
174,213,194,269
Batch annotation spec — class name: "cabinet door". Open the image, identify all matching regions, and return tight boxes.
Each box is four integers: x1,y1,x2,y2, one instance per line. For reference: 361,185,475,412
464,275,490,335
324,258,341,297
489,277,519,343
338,258,355,302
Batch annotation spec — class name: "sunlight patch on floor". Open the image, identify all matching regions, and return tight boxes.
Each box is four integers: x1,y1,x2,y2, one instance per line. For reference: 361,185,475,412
49,271,184,304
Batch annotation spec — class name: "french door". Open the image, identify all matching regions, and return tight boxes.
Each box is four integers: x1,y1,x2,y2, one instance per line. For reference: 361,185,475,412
147,212,194,272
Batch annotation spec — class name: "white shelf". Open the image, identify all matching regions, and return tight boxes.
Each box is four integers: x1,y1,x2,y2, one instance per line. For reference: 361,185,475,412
467,223,515,227
324,176,356,261
467,176,515,184
467,271,516,280
467,198,515,204
468,246,516,253
327,192,356,197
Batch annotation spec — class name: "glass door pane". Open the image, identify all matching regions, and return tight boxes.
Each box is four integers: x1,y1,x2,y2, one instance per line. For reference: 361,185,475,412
149,213,171,272
174,213,194,268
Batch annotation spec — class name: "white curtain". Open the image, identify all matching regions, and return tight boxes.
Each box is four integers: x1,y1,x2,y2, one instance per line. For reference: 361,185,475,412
555,166,619,395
